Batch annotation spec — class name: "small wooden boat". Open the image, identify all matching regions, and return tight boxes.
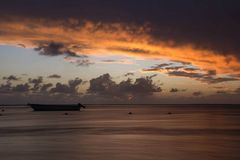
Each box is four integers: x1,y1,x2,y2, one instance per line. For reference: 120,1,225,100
28,103,85,111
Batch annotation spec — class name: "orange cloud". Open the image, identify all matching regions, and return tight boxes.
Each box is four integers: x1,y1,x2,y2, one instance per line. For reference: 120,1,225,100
0,17,240,75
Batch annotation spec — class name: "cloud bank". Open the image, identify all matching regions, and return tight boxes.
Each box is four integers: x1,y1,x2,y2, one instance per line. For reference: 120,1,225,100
0,0,239,76
1,74,240,104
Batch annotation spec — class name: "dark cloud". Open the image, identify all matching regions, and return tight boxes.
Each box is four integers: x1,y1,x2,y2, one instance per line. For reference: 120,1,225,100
100,59,132,65
143,62,193,72
50,83,72,94
149,74,158,79
201,76,239,84
124,72,134,77
28,77,43,91
1,74,240,104
87,74,116,95
170,88,186,93
168,70,239,84
28,77,43,84
50,78,82,94
0,76,83,95
216,90,228,94
2,75,20,82
102,60,118,63
34,42,93,66
0,83,12,93
88,73,161,97
172,60,192,66
40,83,53,92
144,62,239,84
127,76,161,94
64,57,94,66
170,88,179,93
193,91,202,97
0,82,30,94
184,67,200,71
213,86,225,89
75,59,94,66
168,71,202,78
109,47,150,54
68,78,82,89
0,0,240,57
143,63,173,71
47,74,61,79
165,66,185,71
207,70,217,76
34,42,80,57
0,0,239,58
12,83,30,93
101,59,129,64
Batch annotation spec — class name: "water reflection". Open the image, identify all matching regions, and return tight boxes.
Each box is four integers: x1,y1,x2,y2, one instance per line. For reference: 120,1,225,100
0,105,240,160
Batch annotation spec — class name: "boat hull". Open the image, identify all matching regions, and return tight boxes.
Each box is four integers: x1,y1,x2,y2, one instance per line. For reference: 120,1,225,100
28,104,84,111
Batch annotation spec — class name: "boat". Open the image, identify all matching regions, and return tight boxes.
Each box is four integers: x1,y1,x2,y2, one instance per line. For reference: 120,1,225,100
28,103,85,111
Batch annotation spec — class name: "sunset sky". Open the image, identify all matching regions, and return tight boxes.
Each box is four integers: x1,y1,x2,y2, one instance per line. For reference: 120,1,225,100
0,0,240,104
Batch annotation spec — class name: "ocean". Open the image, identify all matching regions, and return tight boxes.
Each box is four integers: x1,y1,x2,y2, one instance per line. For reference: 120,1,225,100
0,105,240,160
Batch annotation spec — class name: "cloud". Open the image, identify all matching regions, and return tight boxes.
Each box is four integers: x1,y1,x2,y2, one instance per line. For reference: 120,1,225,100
47,74,61,79
34,42,80,57
170,88,179,93
0,0,239,57
143,61,198,72
87,74,116,95
0,82,30,94
50,78,82,94
2,75,21,82
216,90,229,94
102,60,118,63
144,62,239,84
124,72,135,77
0,83,12,93
168,71,202,78
28,76,43,91
88,73,161,98
143,63,173,72
0,76,84,104
201,76,239,84
40,83,53,92
34,42,93,66
108,47,150,54
28,77,43,84
149,74,158,79
0,76,83,96
1,74,240,104
193,91,202,97
12,83,30,93
207,70,217,76
0,14,240,75
99,59,134,65
64,57,94,66
168,70,239,84
184,68,200,71
170,88,186,93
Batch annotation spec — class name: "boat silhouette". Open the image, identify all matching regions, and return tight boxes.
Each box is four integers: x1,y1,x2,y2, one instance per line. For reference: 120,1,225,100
28,103,85,111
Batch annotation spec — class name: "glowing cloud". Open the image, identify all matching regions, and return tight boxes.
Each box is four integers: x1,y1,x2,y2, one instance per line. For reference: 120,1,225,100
0,17,240,76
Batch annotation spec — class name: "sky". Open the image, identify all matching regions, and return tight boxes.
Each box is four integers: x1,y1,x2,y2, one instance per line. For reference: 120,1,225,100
0,0,240,104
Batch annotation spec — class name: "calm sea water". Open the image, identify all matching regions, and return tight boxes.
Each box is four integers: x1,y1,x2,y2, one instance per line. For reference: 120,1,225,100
0,105,240,160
